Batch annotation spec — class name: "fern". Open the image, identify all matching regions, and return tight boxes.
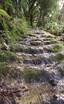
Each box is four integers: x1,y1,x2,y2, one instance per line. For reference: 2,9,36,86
0,9,10,18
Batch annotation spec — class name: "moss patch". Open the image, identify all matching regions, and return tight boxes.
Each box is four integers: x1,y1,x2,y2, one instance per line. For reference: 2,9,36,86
44,40,58,45
30,41,42,46
0,50,17,62
50,53,64,62
44,33,56,38
49,45,62,53
23,67,42,82
10,44,24,52
0,63,9,79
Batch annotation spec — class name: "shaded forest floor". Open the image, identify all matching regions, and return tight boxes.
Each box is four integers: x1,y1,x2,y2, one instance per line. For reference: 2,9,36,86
0,29,64,104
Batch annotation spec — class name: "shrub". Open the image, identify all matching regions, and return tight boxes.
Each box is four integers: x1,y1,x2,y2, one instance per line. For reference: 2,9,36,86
13,16,28,35
0,9,28,44
45,22,64,35
21,16,28,35
5,16,29,43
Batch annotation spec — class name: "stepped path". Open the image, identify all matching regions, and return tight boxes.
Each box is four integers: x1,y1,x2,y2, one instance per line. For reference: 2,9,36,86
9,29,64,104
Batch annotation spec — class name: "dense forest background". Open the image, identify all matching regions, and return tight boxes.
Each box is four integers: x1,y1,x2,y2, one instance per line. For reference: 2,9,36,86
0,0,64,43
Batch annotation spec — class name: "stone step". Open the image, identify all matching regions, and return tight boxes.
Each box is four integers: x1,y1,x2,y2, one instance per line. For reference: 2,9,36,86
24,47,44,54
30,40,42,46
23,57,53,65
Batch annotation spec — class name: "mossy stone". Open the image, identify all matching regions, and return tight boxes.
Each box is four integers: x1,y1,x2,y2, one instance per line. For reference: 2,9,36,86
49,45,62,53
50,53,64,62
23,67,42,82
10,44,24,52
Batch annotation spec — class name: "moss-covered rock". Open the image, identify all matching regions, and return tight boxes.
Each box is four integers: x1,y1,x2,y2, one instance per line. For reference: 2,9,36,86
49,45,62,53
23,67,42,82
50,53,64,62
44,40,57,45
30,41,42,46
10,44,24,52
44,33,56,38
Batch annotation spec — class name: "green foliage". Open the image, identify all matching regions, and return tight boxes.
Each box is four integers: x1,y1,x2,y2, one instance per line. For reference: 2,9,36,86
0,9,10,30
9,17,28,42
4,0,14,13
0,3,29,43
0,9,10,18
23,67,42,82
45,22,64,35
0,16,28,44
37,0,59,26
0,50,17,62
21,16,28,34
1,19,8,30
